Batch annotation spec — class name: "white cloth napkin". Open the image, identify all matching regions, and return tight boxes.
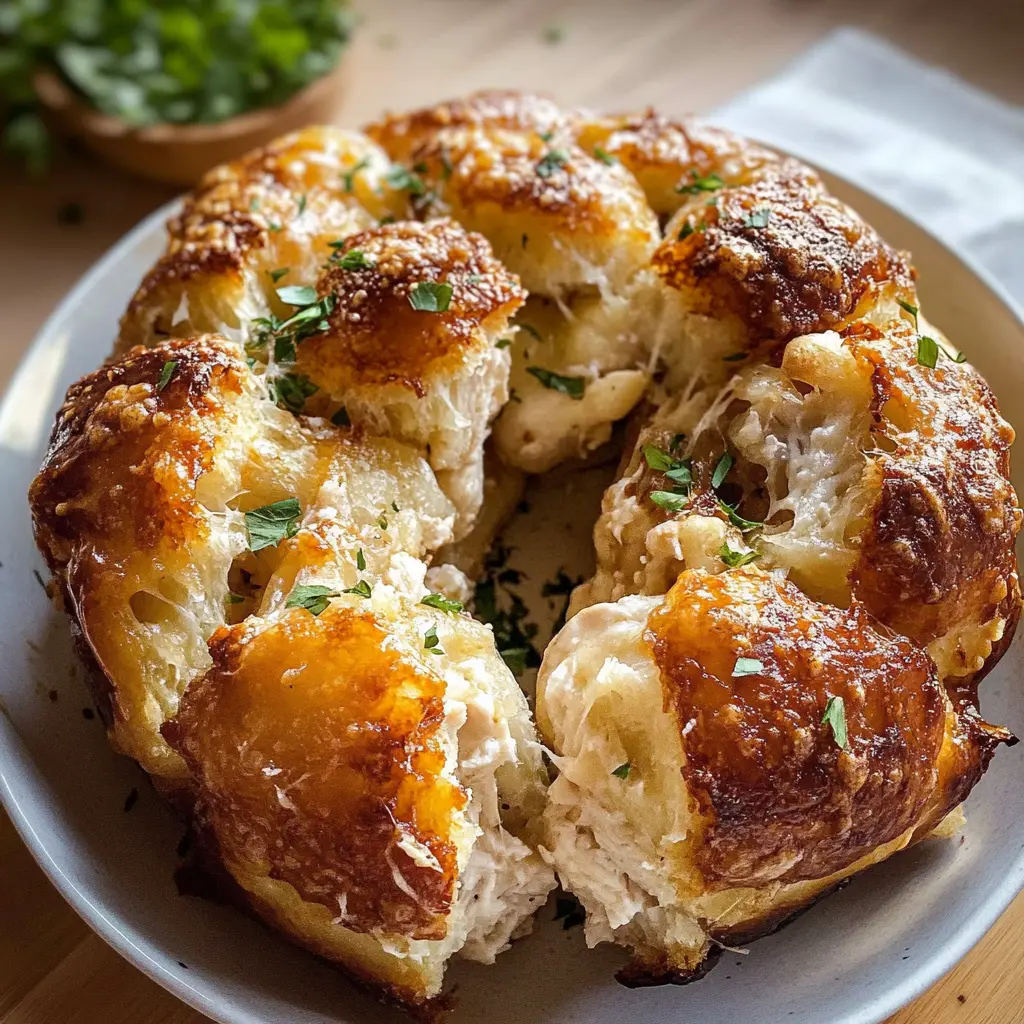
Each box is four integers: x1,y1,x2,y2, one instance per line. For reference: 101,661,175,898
714,27,1024,306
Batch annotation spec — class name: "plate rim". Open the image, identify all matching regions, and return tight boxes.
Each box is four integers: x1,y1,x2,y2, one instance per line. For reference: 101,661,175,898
2,165,1024,1024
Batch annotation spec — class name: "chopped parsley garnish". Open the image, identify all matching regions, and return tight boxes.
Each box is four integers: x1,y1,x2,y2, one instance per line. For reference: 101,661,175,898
743,207,771,229
711,452,733,489
342,580,372,599
245,497,301,552
719,542,758,568
268,221,282,233
678,220,707,240
277,284,318,306
269,372,318,414
421,593,464,615
391,500,400,513
677,170,725,195
650,490,689,513
822,694,851,751
423,625,443,655
377,513,388,531
536,149,569,178
718,497,762,533
594,146,617,165
356,548,366,571
286,584,339,616
408,281,453,312
268,267,290,283
495,338,512,349
474,543,541,676
733,657,764,677
341,157,369,193
916,334,939,369
251,290,336,364
897,298,919,327
541,568,583,636
642,444,677,472
156,360,178,392
385,163,426,196
538,130,554,143
296,193,307,215
526,366,585,399
331,406,350,427
518,323,543,342
611,762,632,780
334,249,375,271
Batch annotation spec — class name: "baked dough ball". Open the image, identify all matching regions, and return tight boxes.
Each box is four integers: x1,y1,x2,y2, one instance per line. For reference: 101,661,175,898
290,218,525,534
118,126,408,352
165,584,554,1010
577,314,1021,694
539,568,1011,983
29,336,457,781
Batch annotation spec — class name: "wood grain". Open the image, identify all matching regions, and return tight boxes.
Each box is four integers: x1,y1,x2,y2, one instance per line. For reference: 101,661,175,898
2,1,1024,1022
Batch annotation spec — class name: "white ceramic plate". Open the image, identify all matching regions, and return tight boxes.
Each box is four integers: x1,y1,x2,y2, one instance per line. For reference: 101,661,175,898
2,168,1023,1024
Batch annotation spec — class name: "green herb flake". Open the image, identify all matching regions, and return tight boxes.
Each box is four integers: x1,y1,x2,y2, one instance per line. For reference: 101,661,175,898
421,593,464,615
594,146,617,166
822,694,851,751
677,171,725,195
718,498,762,533
650,490,689,513
495,337,512,350
226,592,245,604
342,580,372,599
642,445,676,472
711,452,733,489
269,372,318,414
536,149,569,178
423,625,443,654
156,360,178,392
341,158,370,193
897,299,919,328
287,584,340,616
916,335,939,369
519,323,543,343
385,164,426,196
526,366,585,400
743,207,771,229
296,193,307,215
719,543,758,569
611,762,632,780
268,267,290,283
409,281,453,312
277,284,318,307
245,498,301,552
335,249,375,271
733,657,764,677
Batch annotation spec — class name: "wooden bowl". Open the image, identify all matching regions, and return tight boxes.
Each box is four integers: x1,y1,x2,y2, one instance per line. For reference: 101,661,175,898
34,61,349,187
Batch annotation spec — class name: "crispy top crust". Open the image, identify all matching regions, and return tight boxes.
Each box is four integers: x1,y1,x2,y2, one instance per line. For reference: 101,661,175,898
646,568,952,888
574,110,779,215
367,90,567,162
298,219,525,397
118,126,405,351
31,336,247,563
654,165,915,343
847,318,1022,686
165,605,467,941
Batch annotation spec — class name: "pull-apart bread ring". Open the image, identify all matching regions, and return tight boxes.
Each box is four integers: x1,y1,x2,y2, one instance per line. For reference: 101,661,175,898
29,91,1019,1014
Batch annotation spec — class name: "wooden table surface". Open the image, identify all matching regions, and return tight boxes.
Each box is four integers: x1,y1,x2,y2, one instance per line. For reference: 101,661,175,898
3,1,1024,1021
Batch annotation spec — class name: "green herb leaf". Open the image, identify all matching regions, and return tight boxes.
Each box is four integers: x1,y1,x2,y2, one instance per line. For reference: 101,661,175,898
677,171,725,195
718,498,762,533
331,406,350,427
356,548,366,571
423,624,443,654
287,584,340,616
296,193,307,215
916,334,939,369
335,249,375,271
342,580,372,599
277,284,318,307
495,337,512,349
742,207,771,229
711,452,733,489
519,323,543,342
611,762,632,780
341,157,370,193
526,366,585,399
156,360,178,392
245,498,301,552
733,657,764,677
421,593,464,615
822,694,851,751
385,163,426,196
594,146,617,166
897,298,919,328
642,445,676,472
226,592,245,604
536,149,569,178
719,543,758,568
409,281,453,312
269,372,318,414
650,490,689,513
269,267,290,283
